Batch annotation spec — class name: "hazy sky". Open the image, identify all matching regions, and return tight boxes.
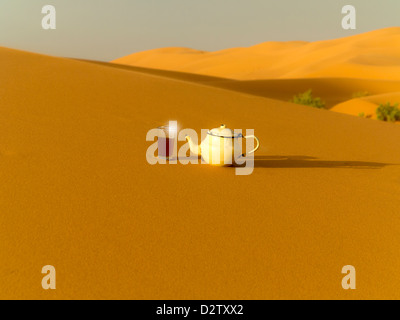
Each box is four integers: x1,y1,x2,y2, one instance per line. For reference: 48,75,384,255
0,0,399,61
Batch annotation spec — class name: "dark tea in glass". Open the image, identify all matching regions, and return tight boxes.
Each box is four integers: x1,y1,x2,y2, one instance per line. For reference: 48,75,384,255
157,125,175,160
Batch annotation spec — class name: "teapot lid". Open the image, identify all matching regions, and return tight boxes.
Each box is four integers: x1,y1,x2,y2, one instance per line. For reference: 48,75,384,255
208,124,241,138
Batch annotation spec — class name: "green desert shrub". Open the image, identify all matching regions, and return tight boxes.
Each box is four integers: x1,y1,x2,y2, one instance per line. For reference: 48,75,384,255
376,102,400,122
352,91,370,98
358,113,373,119
290,89,325,109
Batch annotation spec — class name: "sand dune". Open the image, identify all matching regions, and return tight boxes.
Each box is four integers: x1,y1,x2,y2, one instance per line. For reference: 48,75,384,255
83,60,400,109
1,47,400,300
113,28,400,122
113,27,400,81
332,92,400,119
199,78,400,109
112,27,400,122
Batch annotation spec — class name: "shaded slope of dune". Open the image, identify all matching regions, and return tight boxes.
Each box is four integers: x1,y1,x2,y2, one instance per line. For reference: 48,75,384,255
113,27,400,80
332,92,400,119
1,47,400,300
80,59,228,83
202,78,400,109
83,60,400,109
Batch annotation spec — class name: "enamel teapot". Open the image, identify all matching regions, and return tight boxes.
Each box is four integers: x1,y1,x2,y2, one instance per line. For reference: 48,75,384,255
185,124,260,166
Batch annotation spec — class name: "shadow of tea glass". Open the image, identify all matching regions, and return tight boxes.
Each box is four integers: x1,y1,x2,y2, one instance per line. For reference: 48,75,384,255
157,125,176,160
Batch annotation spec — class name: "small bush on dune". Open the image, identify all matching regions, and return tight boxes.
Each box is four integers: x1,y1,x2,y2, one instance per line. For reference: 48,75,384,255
376,102,400,122
290,89,326,109
352,91,370,98
357,113,372,119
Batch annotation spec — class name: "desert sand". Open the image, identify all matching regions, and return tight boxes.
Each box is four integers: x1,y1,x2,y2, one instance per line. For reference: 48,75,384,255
113,27,400,81
1,41,400,300
113,28,400,120
332,92,400,119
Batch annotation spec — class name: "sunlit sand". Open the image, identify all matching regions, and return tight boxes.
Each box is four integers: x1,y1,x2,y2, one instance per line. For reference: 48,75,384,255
113,27,400,121
1,28,400,299
113,27,400,80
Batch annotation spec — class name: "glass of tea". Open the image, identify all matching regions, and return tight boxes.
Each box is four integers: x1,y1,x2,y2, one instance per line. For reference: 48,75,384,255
157,125,175,160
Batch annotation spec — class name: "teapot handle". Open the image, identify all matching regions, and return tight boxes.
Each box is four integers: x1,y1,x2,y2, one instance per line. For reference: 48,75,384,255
242,135,260,157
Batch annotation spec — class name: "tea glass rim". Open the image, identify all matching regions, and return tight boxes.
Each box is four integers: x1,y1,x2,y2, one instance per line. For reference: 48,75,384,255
157,125,176,138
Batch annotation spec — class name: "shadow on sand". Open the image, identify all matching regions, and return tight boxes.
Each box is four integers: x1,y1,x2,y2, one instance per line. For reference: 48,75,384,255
252,155,391,169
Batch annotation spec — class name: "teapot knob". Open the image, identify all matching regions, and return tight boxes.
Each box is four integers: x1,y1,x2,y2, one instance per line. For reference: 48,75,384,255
220,124,226,129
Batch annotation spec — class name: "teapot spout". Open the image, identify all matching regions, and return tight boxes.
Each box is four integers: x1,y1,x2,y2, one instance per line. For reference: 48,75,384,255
185,135,201,156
